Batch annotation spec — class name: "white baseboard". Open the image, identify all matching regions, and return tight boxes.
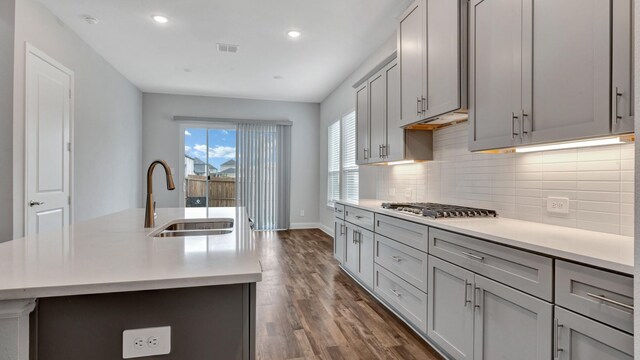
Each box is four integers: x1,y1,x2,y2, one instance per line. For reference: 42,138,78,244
289,222,321,230
317,223,333,236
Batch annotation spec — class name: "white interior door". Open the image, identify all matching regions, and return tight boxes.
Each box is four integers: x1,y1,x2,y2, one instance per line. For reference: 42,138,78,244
26,47,72,235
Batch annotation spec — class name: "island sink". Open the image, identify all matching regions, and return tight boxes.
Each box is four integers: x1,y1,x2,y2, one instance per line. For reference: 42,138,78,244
151,219,235,237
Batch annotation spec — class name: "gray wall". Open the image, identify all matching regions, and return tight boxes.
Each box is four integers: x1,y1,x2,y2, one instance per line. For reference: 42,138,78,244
318,34,397,232
12,0,143,238
142,93,320,227
0,0,15,242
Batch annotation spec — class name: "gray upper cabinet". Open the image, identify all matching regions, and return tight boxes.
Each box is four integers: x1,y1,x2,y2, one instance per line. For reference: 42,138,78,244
523,0,611,144
470,0,634,151
385,62,405,162
473,275,552,360
399,0,425,127
369,70,387,162
555,307,633,360
399,0,466,127
468,0,523,151
355,83,369,164
612,0,634,134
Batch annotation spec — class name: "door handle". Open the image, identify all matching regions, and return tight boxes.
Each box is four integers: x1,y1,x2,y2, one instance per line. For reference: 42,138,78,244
554,319,564,359
614,87,623,125
29,200,45,207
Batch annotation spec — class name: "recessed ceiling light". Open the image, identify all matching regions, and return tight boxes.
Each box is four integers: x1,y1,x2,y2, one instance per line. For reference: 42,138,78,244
287,30,301,38
82,15,99,25
184,68,191,73
273,75,283,80
152,15,169,24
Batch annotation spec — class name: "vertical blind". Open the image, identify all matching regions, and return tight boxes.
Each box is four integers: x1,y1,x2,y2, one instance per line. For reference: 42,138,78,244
236,123,291,230
327,121,341,205
341,111,358,202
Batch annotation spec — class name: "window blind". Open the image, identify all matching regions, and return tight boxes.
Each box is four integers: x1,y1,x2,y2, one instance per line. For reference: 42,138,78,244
327,121,341,205
341,111,358,202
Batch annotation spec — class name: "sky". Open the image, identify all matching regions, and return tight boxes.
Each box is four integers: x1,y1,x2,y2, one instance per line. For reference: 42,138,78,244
184,127,236,170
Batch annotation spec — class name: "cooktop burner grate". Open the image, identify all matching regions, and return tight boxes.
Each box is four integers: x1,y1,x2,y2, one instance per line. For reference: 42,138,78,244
381,202,498,218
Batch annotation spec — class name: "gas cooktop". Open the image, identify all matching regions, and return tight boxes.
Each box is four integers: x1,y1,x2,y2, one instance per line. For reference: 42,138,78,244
381,202,498,219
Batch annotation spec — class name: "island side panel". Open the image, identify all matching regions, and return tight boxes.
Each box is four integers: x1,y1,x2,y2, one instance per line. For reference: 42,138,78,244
31,284,255,360
0,300,36,360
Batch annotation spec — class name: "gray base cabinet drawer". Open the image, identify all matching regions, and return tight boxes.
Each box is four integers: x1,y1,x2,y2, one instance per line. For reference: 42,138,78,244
429,228,553,301
334,204,346,219
375,234,428,292
345,206,374,231
374,264,427,334
555,307,633,360
375,214,428,252
555,260,633,334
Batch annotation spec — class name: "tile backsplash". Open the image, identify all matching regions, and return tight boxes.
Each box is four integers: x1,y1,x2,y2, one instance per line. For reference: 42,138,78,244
366,122,634,236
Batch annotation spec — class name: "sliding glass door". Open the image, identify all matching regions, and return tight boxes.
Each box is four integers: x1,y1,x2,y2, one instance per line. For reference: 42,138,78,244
183,125,237,208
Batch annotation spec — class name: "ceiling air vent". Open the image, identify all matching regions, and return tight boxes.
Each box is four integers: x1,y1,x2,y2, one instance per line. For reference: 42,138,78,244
217,43,239,53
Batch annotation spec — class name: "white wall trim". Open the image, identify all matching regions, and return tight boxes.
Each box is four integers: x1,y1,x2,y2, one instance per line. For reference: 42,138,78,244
289,222,321,230
0,299,36,360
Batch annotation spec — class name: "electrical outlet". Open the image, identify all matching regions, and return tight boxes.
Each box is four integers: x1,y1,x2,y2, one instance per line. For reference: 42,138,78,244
547,197,570,214
300,209,305,217
404,188,412,199
123,326,171,359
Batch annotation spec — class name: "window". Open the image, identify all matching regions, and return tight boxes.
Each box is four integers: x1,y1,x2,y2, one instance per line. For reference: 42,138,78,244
327,121,341,205
326,110,359,206
341,111,359,201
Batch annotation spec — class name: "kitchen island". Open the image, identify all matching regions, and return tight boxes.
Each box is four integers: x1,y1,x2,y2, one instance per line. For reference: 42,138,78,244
0,207,262,360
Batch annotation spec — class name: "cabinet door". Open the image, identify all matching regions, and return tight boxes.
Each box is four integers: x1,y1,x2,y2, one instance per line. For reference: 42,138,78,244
385,61,405,162
428,255,474,360
473,275,552,360
468,0,523,151
425,0,462,118
612,0,634,134
355,83,369,164
555,307,633,360
333,218,345,264
369,70,386,163
358,228,375,289
399,0,426,127
344,225,360,275
522,0,611,144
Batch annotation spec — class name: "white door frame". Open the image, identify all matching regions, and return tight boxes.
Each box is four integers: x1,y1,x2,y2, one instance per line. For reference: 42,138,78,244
24,44,75,234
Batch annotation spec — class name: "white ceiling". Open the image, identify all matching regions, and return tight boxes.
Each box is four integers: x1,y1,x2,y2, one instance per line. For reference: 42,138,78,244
36,0,411,103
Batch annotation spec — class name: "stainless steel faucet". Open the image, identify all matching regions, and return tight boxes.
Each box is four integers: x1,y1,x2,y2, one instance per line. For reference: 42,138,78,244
145,160,176,228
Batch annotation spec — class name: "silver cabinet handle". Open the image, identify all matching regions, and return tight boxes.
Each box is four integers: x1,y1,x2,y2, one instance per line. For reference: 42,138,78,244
554,318,564,358
522,110,529,135
355,215,364,220
340,224,345,236
352,229,356,243
379,144,382,158
614,87,623,125
391,255,403,262
416,97,422,116
461,251,485,262
29,200,45,207
511,112,520,139
392,289,402,297
335,208,343,213
464,281,472,307
474,286,481,309
363,148,369,160
383,144,388,157
422,96,426,113
587,293,634,311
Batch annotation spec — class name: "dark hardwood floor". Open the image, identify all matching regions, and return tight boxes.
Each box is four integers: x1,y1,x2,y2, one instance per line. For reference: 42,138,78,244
254,229,443,360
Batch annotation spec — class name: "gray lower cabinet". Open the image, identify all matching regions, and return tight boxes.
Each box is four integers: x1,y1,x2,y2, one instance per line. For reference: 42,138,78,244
333,217,345,264
344,223,374,289
428,255,474,360
554,307,633,360
429,255,553,360
473,275,552,360
373,264,427,333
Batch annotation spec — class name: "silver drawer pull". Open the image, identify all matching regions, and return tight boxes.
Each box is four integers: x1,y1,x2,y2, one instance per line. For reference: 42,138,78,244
392,289,402,297
554,319,563,358
587,293,634,312
391,256,403,262
335,209,343,213
461,251,485,262
355,215,364,219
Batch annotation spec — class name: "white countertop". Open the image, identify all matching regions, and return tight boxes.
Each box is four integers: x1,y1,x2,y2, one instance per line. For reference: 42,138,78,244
0,208,262,300
337,199,634,275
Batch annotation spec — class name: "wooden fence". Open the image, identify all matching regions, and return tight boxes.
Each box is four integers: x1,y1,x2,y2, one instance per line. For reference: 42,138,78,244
185,176,236,207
